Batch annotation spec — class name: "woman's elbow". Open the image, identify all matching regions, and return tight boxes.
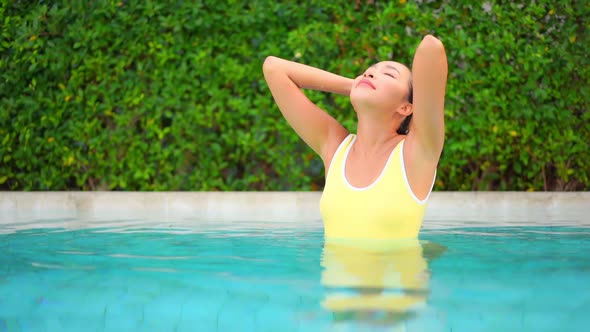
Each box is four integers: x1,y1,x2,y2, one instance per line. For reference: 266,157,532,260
420,35,445,52
262,56,279,74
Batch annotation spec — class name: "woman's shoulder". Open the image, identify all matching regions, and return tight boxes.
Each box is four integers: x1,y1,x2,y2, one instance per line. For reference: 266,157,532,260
400,133,439,202
322,130,352,172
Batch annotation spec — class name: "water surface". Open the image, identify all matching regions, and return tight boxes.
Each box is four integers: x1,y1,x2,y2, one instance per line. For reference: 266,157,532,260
1,224,589,331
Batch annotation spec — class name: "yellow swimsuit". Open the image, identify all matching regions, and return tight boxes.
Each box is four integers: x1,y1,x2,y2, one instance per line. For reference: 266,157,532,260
320,239,429,316
319,133,436,240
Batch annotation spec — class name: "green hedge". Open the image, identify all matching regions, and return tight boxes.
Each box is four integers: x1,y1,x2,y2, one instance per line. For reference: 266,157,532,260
1,0,588,191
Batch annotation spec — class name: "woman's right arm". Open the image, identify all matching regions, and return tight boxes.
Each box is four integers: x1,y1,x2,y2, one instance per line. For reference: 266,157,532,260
262,56,352,162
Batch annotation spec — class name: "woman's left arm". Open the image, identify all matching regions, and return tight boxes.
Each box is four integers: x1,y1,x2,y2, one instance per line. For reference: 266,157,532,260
409,35,448,161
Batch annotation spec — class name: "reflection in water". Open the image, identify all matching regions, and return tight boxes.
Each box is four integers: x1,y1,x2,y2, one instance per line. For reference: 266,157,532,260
320,238,446,330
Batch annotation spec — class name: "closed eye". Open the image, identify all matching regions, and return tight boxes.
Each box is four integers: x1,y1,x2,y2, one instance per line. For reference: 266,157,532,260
385,73,397,79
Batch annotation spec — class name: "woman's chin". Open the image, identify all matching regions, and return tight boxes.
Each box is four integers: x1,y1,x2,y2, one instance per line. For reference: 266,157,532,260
350,92,380,111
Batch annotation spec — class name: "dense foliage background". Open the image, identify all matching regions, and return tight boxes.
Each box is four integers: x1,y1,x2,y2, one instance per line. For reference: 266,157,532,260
1,0,588,191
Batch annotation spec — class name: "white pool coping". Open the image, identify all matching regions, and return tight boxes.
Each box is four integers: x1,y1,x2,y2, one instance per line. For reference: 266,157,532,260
0,192,588,231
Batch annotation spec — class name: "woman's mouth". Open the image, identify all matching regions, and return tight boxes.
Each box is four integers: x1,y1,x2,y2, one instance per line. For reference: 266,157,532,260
357,78,376,90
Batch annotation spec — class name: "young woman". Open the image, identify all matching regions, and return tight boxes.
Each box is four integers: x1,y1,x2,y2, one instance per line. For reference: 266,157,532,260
263,35,448,240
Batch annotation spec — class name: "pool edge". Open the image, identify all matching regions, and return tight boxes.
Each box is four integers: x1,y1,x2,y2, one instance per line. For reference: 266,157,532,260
0,192,588,228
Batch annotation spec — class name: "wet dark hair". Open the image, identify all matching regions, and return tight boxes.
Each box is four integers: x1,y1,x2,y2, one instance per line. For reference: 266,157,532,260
396,76,413,135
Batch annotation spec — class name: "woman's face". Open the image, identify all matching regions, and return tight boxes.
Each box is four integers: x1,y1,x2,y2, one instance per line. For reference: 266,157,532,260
350,61,412,115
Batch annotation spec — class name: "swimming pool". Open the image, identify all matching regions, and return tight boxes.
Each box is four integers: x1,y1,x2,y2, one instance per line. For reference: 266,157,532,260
1,193,589,331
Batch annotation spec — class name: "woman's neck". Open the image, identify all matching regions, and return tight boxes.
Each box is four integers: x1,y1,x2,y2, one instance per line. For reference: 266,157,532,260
353,112,403,157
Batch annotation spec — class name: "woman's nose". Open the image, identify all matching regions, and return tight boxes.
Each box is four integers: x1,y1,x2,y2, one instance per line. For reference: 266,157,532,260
363,72,374,79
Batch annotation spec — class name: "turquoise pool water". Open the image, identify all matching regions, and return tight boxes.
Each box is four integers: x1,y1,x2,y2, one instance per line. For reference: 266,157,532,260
1,224,589,331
